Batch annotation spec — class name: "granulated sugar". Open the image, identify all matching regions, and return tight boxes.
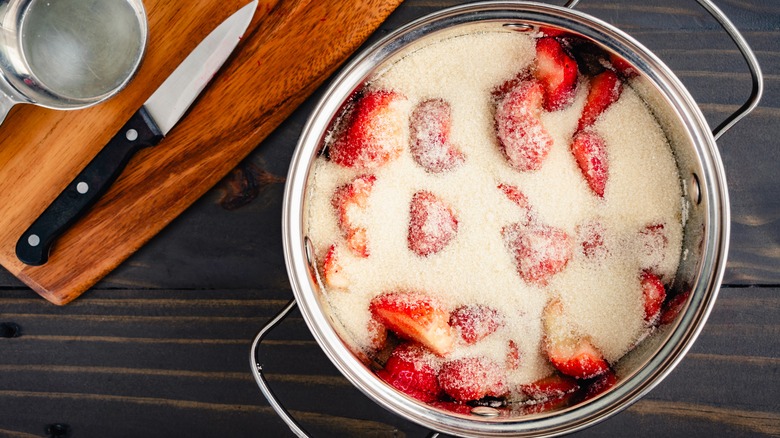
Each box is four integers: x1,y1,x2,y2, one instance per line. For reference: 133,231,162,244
305,30,682,388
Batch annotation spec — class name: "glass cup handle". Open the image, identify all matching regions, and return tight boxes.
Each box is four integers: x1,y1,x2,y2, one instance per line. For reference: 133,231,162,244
566,0,763,141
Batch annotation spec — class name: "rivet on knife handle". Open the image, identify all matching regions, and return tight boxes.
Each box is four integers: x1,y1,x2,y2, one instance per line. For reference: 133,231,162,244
15,108,163,266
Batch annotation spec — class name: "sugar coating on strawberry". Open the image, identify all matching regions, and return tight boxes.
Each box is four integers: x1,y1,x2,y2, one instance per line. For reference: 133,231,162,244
640,271,667,323
498,183,536,226
329,90,407,168
502,223,573,285
331,174,376,257
637,223,669,274
438,357,508,402
408,191,459,257
534,37,578,111
369,291,454,356
506,339,521,370
578,70,623,131
322,244,349,289
576,219,607,259
409,98,465,173
543,299,609,379
571,130,609,197
367,317,388,352
449,304,504,344
518,373,580,402
376,343,443,402
495,80,554,172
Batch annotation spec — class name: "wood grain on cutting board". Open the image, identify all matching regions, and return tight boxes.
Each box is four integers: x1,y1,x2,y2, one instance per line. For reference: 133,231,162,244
0,0,404,304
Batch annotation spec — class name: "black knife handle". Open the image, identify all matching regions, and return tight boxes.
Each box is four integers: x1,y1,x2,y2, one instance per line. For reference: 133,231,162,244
16,107,164,266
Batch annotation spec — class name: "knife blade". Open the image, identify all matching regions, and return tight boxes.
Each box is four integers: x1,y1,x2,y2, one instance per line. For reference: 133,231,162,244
16,1,258,266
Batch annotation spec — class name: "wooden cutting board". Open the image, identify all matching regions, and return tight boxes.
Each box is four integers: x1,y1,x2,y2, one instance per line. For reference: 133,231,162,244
0,0,403,305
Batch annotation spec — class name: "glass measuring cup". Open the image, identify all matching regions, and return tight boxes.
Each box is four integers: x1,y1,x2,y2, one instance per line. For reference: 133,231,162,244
0,0,147,124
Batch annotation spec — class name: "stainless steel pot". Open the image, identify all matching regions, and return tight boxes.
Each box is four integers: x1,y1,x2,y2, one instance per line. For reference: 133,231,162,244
252,1,762,436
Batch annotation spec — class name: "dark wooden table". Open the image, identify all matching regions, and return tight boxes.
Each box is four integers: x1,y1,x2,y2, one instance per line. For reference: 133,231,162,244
2,1,778,437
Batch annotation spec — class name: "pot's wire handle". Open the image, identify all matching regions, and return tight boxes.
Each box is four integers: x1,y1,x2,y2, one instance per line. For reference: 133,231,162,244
250,299,311,438
567,0,763,141
694,0,763,141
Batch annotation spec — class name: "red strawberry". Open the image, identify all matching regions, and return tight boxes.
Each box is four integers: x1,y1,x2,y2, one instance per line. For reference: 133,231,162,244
506,340,522,370
498,183,535,226
580,368,617,402
502,223,573,285
543,299,609,379
660,289,690,325
376,343,443,402
576,219,607,259
538,26,569,38
609,53,638,79
429,401,475,415
369,291,454,356
438,357,508,402
495,80,554,171
409,98,465,173
331,174,376,257
577,70,623,131
534,37,579,111
641,271,667,323
492,71,533,101
330,90,407,168
449,305,504,344
571,130,609,197
367,317,388,352
408,191,459,257
322,244,349,289
518,373,580,402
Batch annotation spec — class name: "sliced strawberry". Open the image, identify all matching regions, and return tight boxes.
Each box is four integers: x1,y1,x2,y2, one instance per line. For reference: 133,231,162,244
429,401,475,415
580,368,617,402
322,244,349,289
534,37,578,111
449,305,504,344
577,70,623,131
498,183,535,226
408,191,459,257
609,53,638,79
518,373,580,402
331,174,376,257
369,291,454,356
367,317,388,352
637,222,669,273
506,340,521,370
659,289,690,326
576,219,607,259
571,130,609,197
538,26,569,38
492,71,533,101
543,299,609,379
376,343,442,402
495,80,554,172
438,357,508,402
502,223,573,285
330,90,407,168
409,98,465,173
641,270,667,323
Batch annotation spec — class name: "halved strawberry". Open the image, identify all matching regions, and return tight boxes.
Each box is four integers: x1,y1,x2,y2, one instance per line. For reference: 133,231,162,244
609,53,638,79
498,183,535,226
409,98,465,173
518,373,580,402
376,343,443,402
322,244,349,289
438,357,508,402
576,219,607,259
449,305,504,344
543,299,609,379
577,70,623,131
502,223,573,285
331,174,376,257
369,291,454,356
506,340,521,370
641,270,667,323
571,130,609,197
659,289,690,326
408,191,459,257
579,368,617,402
534,37,578,111
495,80,554,172
329,90,407,168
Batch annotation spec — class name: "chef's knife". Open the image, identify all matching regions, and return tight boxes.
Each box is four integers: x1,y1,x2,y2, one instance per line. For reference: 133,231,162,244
16,1,258,266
